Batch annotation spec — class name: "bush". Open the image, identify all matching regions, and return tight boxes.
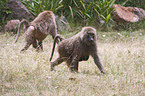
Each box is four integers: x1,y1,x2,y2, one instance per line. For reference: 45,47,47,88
22,0,63,17
0,0,11,26
22,0,116,28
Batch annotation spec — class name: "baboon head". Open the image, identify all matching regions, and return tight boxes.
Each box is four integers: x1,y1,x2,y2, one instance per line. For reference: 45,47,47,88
80,27,97,45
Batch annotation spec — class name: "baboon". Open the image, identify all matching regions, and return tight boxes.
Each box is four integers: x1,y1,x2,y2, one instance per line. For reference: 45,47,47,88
4,20,20,32
50,26,105,74
14,10,58,51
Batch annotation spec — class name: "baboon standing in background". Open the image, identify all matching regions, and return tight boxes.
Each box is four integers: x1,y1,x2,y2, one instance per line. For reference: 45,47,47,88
14,10,58,51
50,26,105,74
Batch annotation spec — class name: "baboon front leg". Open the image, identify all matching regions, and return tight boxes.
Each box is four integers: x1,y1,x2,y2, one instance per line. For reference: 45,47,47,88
67,56,79,72
92,53,105,74
21,41,32,51
21,26,35,51
51,57,64,71
21,35,34,51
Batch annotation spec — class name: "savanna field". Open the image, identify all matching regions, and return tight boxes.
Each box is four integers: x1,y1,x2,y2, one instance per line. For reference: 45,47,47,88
0,29,145,96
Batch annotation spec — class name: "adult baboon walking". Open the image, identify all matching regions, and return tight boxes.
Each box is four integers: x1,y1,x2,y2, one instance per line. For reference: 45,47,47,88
14,10,58,51
50,26,105,74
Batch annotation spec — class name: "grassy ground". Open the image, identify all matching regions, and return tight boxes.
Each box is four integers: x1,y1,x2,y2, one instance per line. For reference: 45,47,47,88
0,29,145,96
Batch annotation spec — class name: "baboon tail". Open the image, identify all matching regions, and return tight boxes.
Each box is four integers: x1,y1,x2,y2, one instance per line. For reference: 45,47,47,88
14,19,30,43
50,34,64,61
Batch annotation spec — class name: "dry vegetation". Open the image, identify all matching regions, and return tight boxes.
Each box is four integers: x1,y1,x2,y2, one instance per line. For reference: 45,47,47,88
0,29,145,96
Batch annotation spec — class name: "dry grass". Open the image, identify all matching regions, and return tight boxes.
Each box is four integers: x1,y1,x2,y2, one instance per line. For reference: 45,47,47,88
0,30,145,96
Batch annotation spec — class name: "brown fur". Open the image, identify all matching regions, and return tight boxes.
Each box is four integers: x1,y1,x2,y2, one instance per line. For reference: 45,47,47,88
14,10,58,51
50,26,105,74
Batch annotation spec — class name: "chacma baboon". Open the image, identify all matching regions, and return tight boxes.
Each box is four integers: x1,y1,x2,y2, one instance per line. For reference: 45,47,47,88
50,26,105,74
14,10,58,51
4,20,20,32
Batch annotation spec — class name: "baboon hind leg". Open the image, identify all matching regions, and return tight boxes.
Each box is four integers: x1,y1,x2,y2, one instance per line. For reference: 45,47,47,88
21,41,32,51
21,36,34,51
50,57,64,71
